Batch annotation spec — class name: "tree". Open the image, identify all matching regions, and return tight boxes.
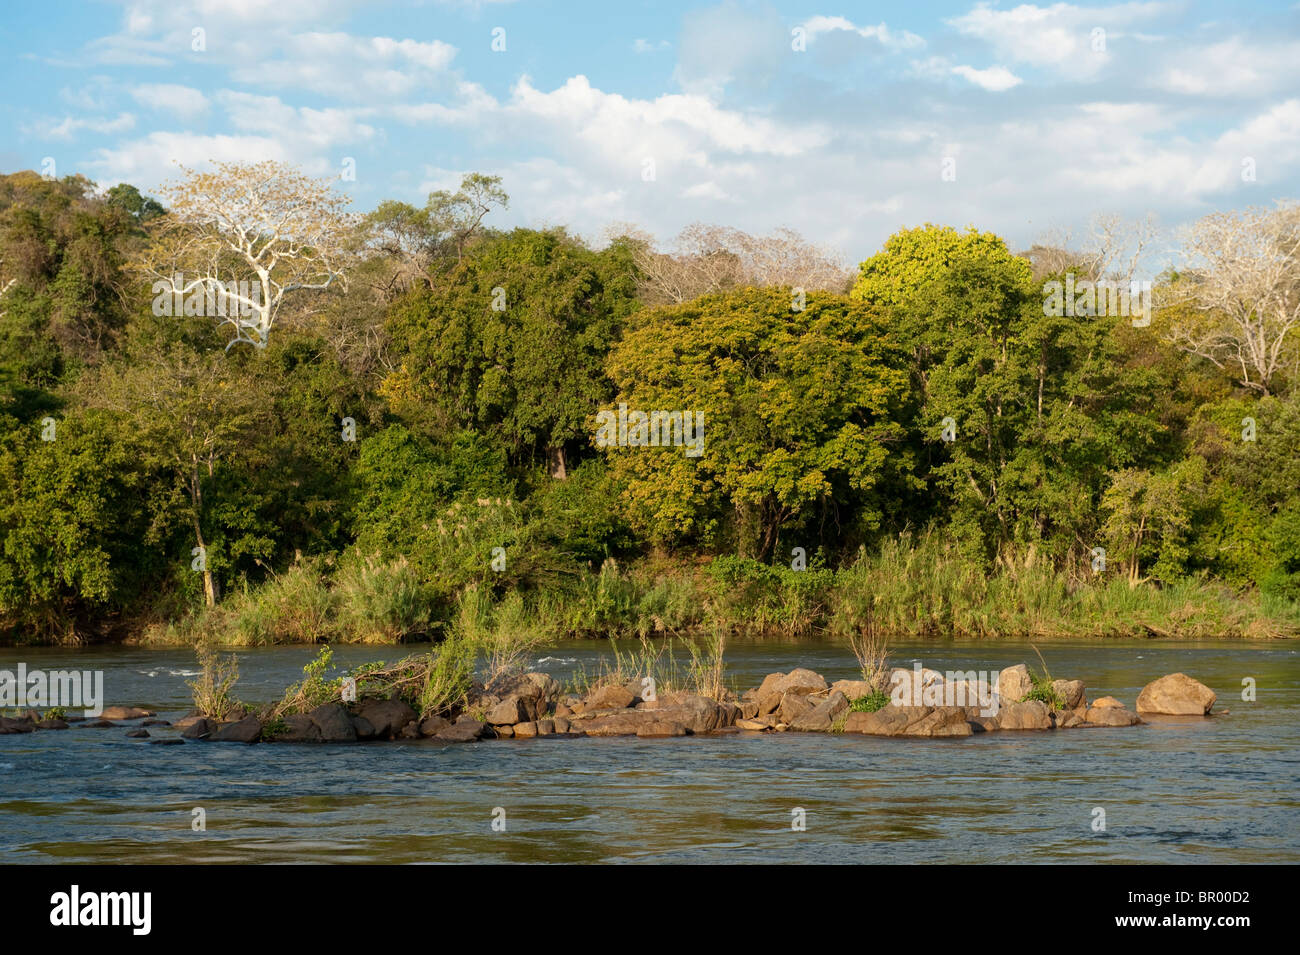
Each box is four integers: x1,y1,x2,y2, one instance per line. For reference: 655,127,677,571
362,173,508,297
605,287,908,558
141,161,354,350
77,346,262,606
1165,203,1300,395
633,223,850,305
385,228,639,477
850,224,1010,309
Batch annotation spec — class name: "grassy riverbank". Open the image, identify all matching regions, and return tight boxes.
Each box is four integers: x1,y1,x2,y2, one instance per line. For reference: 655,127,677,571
114,535,1300,649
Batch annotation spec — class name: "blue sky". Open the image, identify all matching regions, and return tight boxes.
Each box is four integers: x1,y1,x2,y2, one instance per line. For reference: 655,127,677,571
2,0,1298,267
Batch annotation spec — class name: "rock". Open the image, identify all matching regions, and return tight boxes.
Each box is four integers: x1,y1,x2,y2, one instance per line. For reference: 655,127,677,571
553,716,570,734
308,703,357,742
779,692,815,726
419,715,451,737
997,700,1053,731
844,705,972,738
1086,705,1142,727
790,691,850,732
180,718,216,740
998,664,1034,704
554,704,572,719
830,680,876,700
35,719,69,730
126,729,150,739
773,668,827,696
736,718,768,731
493,724,514,737
357,699,418,738
436,717,486,742
400,721,421,739
887,666,946,706
1052,680,1087,710
1053,707,1087,729
100,706,155,720
213,716,262,743
278,714,321,742
1090,696,1124,709
536,719,555,736
738,701,759,719
756,672,786,698
151,738,185,745
1136,673,1216,715
756,692,782,716
141,719,171,727
486,695,529,726
351,716,377,740
173,716,207,731
578,712,652,736
513,721,538,738
637,721,687,737
585,684,636,710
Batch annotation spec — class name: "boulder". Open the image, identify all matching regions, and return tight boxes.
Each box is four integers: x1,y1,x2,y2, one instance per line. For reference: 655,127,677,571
756,692,782,716
830,679,877,700
1136,673,1216,715
997,700,1053,731
308,703,357,742
494,724,514,737
142,719,171,727
80,720,117,728
100,706,155,720
887,666,946,705
278,714,321,742
357,699,418,738
436,716,486,742
180,718,216,740
844,705,972,738
351,716,377,740
400,721,421,739
553,716,570,734
773,668,827,696
636,721,687,738
585,684,636,710
150,738,185,746
1090,696,1125,709
756,672,786,698
418,715,451,737
778,692,815,726
212,716,262,744
126,729,150,739
486,695,529,726
790,691,850,732
0,718,34,734
998,664,1034,703
1051,679,1087,710
513,721,538,737
736,718,768,731
36,719,69,730
1086,705,1142,727
173,715,208,732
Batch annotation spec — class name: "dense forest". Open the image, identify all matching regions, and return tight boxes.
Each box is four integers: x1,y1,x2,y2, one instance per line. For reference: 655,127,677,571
1,164,1298,645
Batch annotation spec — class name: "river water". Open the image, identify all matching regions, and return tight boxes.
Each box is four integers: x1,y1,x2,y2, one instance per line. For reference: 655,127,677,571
2,638,1297,863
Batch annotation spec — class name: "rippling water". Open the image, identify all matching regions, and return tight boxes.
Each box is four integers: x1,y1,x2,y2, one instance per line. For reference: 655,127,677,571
3,638,1297,863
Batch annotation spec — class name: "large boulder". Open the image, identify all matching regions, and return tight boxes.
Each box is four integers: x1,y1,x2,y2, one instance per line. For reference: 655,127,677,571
101,706,155,720
1136,673,1216,715
1086,704,1142,726
419,715,451,737
179,717,216,740
486,695,529,726
844,705,972,738
585,684,636,710
790,691,850,732
636,721,686,738
830,679,877,700
998,665,1034,703
997,700,1053,731
1052,680,1087,710
435,716,486,742
357,699,418,738
212,716,262,743
308,703,357,742
778,692,815,726
888,666,945,706
277,714,321,742
774,668,827,696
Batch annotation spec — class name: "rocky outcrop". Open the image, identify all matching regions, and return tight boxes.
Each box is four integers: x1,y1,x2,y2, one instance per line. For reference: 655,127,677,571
308,703,357,742
997,700,1053,731
212,716,262,743
790,691,849,732
844,705,972,738
1136,673,1216,715
356,699,418,738
998,664,1034,703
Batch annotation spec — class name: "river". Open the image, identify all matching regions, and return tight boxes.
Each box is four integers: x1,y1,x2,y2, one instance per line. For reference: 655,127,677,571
2,638,1297,863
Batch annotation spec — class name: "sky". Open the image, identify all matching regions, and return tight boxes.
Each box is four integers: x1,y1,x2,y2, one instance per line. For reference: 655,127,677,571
1,0,1298,268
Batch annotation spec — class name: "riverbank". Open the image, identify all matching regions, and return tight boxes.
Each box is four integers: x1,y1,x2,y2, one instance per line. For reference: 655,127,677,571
9,537,1299,648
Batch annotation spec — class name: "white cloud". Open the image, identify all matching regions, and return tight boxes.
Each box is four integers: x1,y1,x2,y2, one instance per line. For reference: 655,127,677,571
27,112,136,141
1155,38,1300,96
633,38,671,54
951,64,1023,91
798,15,925,50
130,83,210,117
681,181,731,200
216,91,377,149
230,33,458,99
84,131,297,189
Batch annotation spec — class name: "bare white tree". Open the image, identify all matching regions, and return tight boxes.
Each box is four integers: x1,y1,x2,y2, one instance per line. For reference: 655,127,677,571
1166,203,1300,394
142,161,354,350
